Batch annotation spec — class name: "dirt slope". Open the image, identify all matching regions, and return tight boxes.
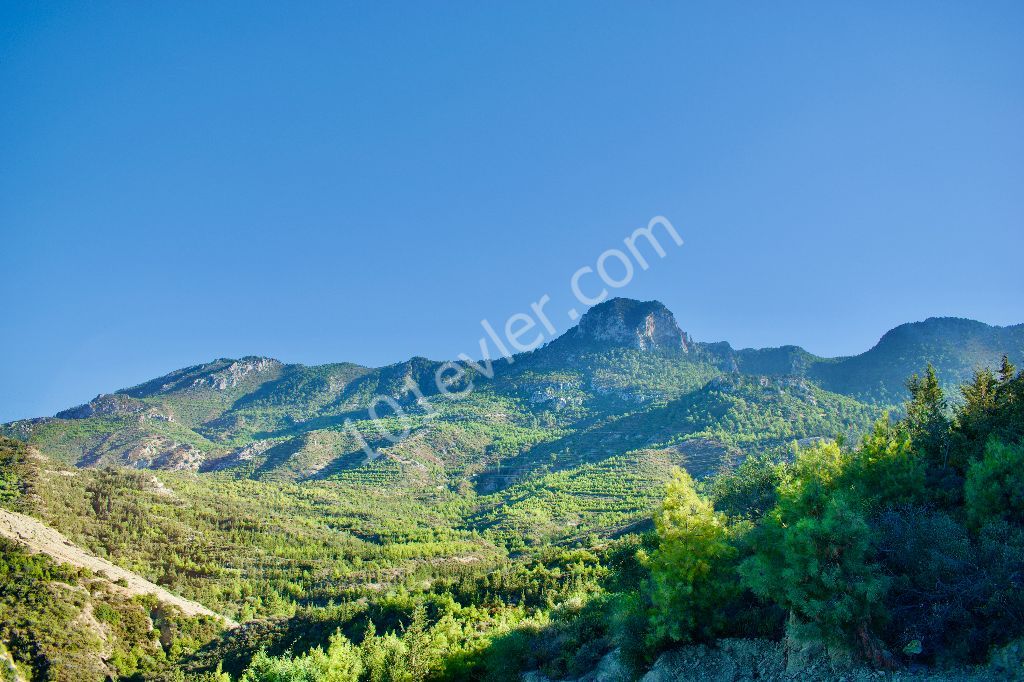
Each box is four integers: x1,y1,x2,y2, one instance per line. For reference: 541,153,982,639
0,507,237,627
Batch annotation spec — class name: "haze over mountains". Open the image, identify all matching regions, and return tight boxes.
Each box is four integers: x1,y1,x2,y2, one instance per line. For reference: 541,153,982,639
5,298,1021,487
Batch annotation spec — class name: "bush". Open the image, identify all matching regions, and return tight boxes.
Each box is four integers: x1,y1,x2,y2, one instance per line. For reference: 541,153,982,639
974,520,1024,652
705,453,781,520
607,591,650,671
875,508,978,663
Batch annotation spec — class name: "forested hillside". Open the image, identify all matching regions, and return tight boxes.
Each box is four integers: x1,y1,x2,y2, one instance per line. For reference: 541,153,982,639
5,300,1021,487
1,300,1022,681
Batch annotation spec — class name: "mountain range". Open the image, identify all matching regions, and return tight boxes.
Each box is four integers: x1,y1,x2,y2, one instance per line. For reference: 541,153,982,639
3,298,1024,680
4,298,1022,490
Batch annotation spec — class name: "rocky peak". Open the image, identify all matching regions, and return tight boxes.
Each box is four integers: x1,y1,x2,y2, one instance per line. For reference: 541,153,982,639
571,298,689,352
190,357,282,391
55,393,175,423
56,394,147,420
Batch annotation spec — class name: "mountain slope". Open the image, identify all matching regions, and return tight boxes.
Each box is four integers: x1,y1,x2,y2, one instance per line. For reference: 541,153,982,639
3,300,1021,485
809,317,1024,402
0,507,233,624
2,306,1023,681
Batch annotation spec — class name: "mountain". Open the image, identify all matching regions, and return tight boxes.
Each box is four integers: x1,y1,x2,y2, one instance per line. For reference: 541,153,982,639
809,316,1024,402
3,299,1021,491
2,300,1022,680
550,298,691,352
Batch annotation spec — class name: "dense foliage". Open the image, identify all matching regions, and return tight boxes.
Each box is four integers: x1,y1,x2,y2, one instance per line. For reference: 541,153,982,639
0,531,223,681
623,360,1024,672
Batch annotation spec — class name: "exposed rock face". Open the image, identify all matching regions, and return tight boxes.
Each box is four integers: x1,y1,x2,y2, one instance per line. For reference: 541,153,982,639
56,394,148,419
56,394,175,424
571,299,689,352
640,640,786,681
125,437,204,471
191,357,282,391
202,440,272,472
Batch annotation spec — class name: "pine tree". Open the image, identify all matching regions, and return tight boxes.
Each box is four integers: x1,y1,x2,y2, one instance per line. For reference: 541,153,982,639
961,368,997,417
644,469,739,645
403,602,433,681
907,364,945,417
739,442,890,656
998,354,1017,385
965,439,1024,527
905,364,950,466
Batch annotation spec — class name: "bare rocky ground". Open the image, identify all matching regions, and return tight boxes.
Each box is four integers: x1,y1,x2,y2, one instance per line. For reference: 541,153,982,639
0,507,236,627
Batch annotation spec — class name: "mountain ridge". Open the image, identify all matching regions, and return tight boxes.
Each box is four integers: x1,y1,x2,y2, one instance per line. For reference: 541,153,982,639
4,299,1022,484
50,305,1022,420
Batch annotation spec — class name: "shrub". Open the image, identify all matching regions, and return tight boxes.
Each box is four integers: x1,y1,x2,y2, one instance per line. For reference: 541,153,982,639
608,591,650,671
875,508,979,663
705,453,781,520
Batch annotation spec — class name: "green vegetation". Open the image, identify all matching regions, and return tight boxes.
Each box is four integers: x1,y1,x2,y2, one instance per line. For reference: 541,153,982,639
643,470,740,645
2,302,1023,680
0,438,33,508
616,360,1024,672
0,531,223,681
4,361,1021,680
809,317,1024,403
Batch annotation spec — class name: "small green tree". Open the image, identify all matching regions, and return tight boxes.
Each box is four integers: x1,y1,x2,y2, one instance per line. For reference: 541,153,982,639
998,355,1017,385
401,602,435,681
238,631,363,682
324,632,364,681
739,442,890,653
706,453,782,520
845,419,923,509
965,439,1024,528
360,621,409,682
905,364,950,466
644,469,740,646
961,368,997,420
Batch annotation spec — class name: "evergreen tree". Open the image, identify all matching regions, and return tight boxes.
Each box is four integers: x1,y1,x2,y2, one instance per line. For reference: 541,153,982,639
965,439,1024,527
644,469,739,645
402,603,433,682
998,354,1017,385
961,368,997,416
905,364,951,466
739,442,890,655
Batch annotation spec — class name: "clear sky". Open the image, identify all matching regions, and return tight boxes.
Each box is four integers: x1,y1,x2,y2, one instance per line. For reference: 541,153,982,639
1,2,1022,422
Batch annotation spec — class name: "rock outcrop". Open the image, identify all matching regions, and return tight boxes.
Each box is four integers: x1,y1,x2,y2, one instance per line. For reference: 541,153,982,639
569,299,689,352
125,436,204,471
56,394,148,420
190,357,282,391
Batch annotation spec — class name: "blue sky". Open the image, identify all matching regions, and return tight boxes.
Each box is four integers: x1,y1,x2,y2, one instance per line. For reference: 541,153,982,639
1,2,1022,422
